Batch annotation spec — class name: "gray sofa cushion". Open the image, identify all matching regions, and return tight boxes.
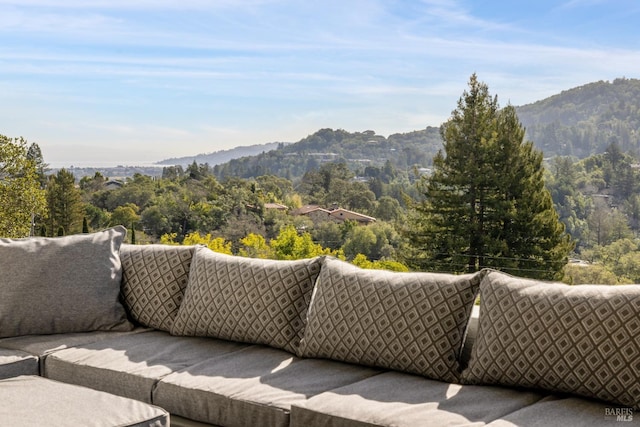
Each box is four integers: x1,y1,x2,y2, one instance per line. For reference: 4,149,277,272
0,349,39,379
171,247,322,354
0,328,151,373
0,226,132,338
44,330,249,403
120,244,195,331
485,395,629,427
462,270,640,410
290,371,548,427
298,257,482,382
0,375,168,427
153,345,380,427
0,328,150,358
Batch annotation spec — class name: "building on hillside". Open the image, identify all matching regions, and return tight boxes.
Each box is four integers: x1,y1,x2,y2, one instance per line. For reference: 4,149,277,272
264,203,289,211
327,207,376,225
293,205,376,225
104,180,124,191
293,205,332,223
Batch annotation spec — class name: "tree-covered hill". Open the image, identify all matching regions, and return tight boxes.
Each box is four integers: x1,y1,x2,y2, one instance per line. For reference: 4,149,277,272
207,78,640,180
516,78,640,157
212,127,442,180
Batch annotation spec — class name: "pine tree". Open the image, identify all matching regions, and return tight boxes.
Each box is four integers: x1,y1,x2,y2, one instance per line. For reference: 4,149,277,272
130,224,136,244
404,74,573,279
46,169,85,236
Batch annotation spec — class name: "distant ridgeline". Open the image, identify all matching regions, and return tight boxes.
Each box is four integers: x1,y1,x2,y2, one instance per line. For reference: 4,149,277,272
208,78,640,180
211,128,443,180
58,77,640,181
516,78,640,158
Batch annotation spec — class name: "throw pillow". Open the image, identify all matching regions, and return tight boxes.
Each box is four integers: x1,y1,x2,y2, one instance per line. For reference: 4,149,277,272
462,270,640,410
171,247,323,354
0,226,132,338
120,244,195,331
297,257,482,383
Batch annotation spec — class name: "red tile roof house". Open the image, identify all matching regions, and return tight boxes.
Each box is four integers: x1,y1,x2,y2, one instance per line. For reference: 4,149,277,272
1,226,639,426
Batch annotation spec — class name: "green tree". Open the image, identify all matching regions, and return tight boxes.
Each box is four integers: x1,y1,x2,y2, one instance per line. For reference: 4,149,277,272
0,135,47,237
26,142,48,188
239,233,273,259
405,74,573,279
270,225,341,260
45,169,85,236
161,231,233,254
110,203,141,228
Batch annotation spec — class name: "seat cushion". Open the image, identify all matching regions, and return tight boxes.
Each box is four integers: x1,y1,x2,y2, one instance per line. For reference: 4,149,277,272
120,244,196,331
0,328,150,357
0,328,150,372
290,371,548,427
0,375,168,427
0,349,39,379
171,247,322,354
462,270,640,410
485,395,630,427
0,226,132,338
298,257,482,382
153,345,381,427
44,330,249,403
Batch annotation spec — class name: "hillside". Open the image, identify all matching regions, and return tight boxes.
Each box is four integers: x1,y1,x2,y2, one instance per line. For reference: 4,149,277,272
516,78,640,157
157,78,640,180
212,127,443,180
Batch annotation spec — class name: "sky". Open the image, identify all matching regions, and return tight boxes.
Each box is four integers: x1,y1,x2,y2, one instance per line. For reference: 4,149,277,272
1,0,639,168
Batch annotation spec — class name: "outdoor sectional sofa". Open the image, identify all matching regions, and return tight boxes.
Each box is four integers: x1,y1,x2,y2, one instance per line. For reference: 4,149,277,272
1,226,639,426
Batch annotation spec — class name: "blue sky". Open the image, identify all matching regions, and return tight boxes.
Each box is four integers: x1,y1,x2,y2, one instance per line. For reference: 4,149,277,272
1,0,639,167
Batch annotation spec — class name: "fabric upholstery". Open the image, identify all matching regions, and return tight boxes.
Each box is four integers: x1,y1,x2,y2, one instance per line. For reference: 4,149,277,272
297,257,482,382
290,371,547,427
0,375,168,427
153,345,380,427
44,330,249,403
120,244,195,331
0,226,132,338
171,247,322,354
486,395,630,427
0,328,151,373
462,270,640,410
0,349,39,379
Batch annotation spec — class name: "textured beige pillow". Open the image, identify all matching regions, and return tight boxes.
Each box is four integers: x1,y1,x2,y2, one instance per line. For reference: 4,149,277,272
0,226,132,337
171,247,322,354
297,257,482,382
120,244,195,331
462,270,640,409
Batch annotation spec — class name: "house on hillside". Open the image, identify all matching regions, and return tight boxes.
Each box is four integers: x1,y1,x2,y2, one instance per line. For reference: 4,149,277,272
264,203,288,211
293,205,332,223
104,180,124,191
327,207,376,225
294,205,375,225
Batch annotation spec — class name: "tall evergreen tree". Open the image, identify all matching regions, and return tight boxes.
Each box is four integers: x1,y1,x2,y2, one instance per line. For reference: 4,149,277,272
26,142,48,188
46,169,85,236
404,74,573,279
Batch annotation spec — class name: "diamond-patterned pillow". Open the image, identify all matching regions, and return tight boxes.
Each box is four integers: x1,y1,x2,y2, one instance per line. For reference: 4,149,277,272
170,247,323,354
462,270,640,409
297,257,482,383
120,244,195,331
